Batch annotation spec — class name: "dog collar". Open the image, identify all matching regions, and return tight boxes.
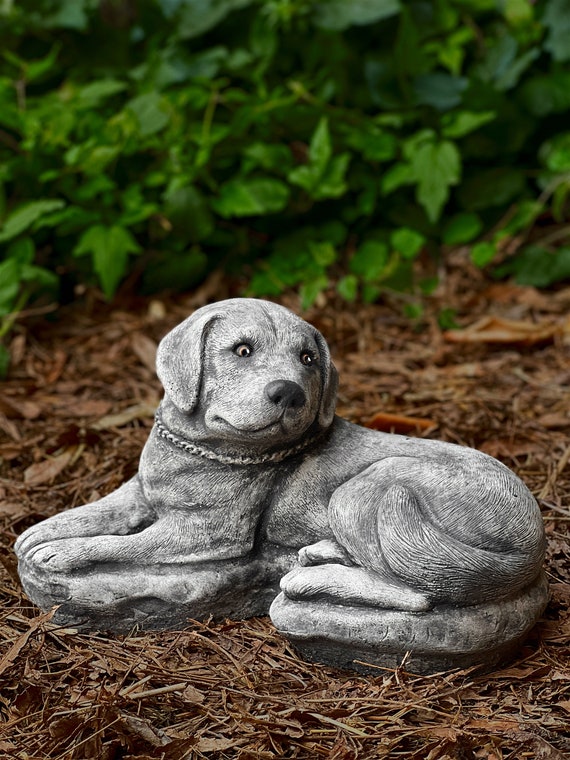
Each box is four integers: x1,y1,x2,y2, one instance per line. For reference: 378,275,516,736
154,408,325,466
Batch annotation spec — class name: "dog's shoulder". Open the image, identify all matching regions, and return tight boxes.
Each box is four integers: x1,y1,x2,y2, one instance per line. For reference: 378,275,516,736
263,418,386,546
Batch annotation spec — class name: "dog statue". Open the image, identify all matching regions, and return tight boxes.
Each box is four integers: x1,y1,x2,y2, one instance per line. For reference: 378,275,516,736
16,298,547,673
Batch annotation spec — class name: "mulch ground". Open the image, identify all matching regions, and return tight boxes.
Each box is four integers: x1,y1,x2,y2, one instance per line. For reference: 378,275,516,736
0,256,569,759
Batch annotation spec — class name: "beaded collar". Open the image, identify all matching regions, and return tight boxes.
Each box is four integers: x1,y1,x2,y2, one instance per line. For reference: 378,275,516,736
154,407,325,466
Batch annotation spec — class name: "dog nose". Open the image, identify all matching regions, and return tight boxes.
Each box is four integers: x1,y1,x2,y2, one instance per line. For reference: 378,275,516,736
265,380,306,410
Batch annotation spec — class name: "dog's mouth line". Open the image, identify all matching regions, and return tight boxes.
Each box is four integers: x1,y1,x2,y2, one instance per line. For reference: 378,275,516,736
214,416,284,434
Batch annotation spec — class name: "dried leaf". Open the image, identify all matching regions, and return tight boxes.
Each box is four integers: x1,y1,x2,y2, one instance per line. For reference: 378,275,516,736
0,608,56,677
491,664,551,680
0,502,24,516
0,394,41,419
131,332,158,373
44,349,67,384
92,401,157,430
181,684,205,703
444,316,562,346
507,731,569,760
366,411,437,434
24,449,74,486
537,412,570,429
121,714,170,747
61,399,113,417
195,737,241,752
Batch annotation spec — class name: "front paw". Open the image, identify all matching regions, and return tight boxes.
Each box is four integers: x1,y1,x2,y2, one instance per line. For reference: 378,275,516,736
24,540,88,573
15,523,53,558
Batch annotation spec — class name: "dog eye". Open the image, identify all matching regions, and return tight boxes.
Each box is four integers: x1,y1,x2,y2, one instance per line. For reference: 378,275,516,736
234,343,253,358
300,350,316,366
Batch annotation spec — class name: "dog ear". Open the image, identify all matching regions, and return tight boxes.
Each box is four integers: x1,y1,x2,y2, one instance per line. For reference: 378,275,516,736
156,308,219,415
312,329,338,428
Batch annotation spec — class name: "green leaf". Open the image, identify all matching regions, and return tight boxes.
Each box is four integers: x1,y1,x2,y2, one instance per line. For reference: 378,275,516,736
299,274,328,310
390,227,425,259
540,132,570,172
288,117,338,196
498,245,570,287
164,184,214,241
414,73,468,111
470,241,496,267
176,0,256,39
521,72,570,116
213,178,290,217
500,201,542,238
313,0,401,30
411,140,461,223
6,236,34,265
361,284,380,303
404,302,424,320
308,241,336,267
74,225,141,299
21,263,58,289
337,274,358,302
441,111,496,139
350,240,389,281
316,152,351,200
0,200,66,243
4,45,61,82
77,79,128,107
380,162,415,195
0,343,10,379
127,93,170,137
503,0,534,25
438,307,459,330
543,0,570,62
46,0,90,29
343,126,397,162
243,143,293,174
458,168,525,211
443,213,483,245
309,117,333,173
0,258,20,316
288,163,320,194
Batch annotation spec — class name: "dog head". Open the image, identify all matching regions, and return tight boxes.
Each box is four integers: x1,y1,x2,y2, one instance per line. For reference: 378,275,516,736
156,298,338,447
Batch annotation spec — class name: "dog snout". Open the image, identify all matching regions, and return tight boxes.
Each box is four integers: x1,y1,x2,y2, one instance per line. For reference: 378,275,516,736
265,380,306,410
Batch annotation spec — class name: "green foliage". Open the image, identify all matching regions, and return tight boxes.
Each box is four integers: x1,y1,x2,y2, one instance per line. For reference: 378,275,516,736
0,0,569,357
496,245,570,287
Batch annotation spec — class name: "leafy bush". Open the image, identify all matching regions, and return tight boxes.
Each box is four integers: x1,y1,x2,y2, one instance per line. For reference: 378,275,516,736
1,0,570,367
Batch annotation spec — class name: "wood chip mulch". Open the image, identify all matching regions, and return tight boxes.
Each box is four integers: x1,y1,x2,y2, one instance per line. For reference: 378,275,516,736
1,259,569,759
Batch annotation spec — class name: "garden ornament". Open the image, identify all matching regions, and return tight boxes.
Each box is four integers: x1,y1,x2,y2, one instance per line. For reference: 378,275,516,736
16,298,548,674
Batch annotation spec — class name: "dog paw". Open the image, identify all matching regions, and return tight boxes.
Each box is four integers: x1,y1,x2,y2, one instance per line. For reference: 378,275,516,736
298,539,354,567
14,526,50,558
26,542,86,573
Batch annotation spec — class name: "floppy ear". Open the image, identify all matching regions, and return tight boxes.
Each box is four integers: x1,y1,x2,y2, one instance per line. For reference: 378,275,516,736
156,308,219,415
312,328,339,429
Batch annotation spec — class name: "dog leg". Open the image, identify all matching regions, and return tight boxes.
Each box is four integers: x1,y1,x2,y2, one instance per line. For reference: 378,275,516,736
15,477,154,558
280,564,430,611
22,509,253,574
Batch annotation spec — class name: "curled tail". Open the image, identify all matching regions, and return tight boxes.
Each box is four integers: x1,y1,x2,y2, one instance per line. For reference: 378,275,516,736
329,456,545,606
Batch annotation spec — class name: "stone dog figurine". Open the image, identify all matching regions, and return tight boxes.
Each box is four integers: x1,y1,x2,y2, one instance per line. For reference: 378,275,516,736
16,298,548,673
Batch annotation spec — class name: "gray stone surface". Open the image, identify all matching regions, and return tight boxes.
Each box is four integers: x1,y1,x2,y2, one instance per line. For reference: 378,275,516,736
271,572,549,675
15,298,547,673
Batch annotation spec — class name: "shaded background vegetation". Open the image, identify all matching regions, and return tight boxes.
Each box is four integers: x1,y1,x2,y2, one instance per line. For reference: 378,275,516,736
1,0,570,373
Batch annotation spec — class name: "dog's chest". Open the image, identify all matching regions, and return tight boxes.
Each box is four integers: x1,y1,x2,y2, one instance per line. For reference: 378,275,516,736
140,433,279,513
262,458,337,547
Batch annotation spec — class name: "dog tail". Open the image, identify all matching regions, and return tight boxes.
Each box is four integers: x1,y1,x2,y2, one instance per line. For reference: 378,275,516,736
329,456,545,605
